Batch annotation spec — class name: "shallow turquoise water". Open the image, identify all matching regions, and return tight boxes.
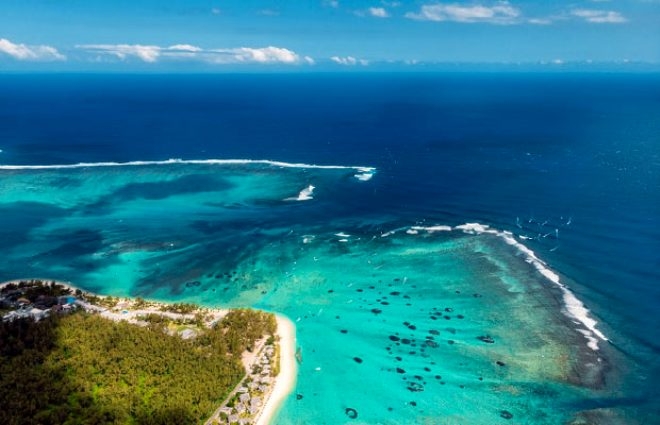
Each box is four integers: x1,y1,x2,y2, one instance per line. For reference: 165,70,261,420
244,231,608,424
0,162,618,424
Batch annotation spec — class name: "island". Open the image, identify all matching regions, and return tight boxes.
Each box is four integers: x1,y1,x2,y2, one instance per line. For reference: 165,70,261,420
0,279,297,425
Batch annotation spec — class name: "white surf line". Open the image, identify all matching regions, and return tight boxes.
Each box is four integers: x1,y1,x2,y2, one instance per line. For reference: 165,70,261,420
0,158,376,173
411,225,452,233
411,222,608,351
379,225,413,238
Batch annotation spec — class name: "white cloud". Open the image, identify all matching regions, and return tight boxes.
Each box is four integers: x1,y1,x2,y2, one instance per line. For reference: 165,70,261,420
0,38,65,61
258,9,280,16
78,44,161,62
405,2,521,24
571,9,627,23
330,56,368,66
168,44,202,52
219,46,300,64
528,18,553,25
369,7,390,18
77,44,311,65
323,0,340,8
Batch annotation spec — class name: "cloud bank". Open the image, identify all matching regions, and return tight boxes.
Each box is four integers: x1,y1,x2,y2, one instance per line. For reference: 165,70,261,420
0,38,66,61
77,44,312,64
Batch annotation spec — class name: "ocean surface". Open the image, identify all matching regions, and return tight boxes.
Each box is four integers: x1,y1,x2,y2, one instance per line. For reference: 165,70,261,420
0,73,658,424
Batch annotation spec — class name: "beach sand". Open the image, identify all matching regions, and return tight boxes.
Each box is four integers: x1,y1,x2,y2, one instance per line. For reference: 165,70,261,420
256,315,298,425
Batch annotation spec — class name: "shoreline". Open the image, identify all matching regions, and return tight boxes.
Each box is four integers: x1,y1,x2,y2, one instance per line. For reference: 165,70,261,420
256,315,298,425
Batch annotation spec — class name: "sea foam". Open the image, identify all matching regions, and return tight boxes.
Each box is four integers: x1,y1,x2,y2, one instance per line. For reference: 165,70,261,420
412,222,608,351
354,167,375,181
285,185,315,202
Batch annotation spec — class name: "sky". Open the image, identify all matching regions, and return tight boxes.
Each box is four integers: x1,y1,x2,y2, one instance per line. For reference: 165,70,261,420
1,0,659,71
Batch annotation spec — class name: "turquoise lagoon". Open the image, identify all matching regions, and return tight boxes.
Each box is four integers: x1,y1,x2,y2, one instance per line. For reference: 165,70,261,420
0,161,616,424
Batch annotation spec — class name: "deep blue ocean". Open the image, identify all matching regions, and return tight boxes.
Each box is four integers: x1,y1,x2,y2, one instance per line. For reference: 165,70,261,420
1,73,658,423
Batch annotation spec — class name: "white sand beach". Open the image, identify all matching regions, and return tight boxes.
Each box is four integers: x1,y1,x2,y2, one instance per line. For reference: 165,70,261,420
256,315,298,425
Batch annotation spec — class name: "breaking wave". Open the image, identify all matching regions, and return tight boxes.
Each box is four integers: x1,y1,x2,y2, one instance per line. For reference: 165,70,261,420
0,158,376,180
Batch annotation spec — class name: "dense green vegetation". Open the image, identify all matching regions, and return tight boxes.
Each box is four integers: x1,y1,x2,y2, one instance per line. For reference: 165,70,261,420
0,308,276,425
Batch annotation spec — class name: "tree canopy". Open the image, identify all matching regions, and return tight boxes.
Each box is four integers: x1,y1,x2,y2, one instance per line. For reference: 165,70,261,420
0,308,275,425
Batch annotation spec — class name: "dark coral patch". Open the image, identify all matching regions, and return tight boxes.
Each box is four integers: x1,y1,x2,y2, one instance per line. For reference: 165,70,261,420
500,410,513,420
407,382,424,392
